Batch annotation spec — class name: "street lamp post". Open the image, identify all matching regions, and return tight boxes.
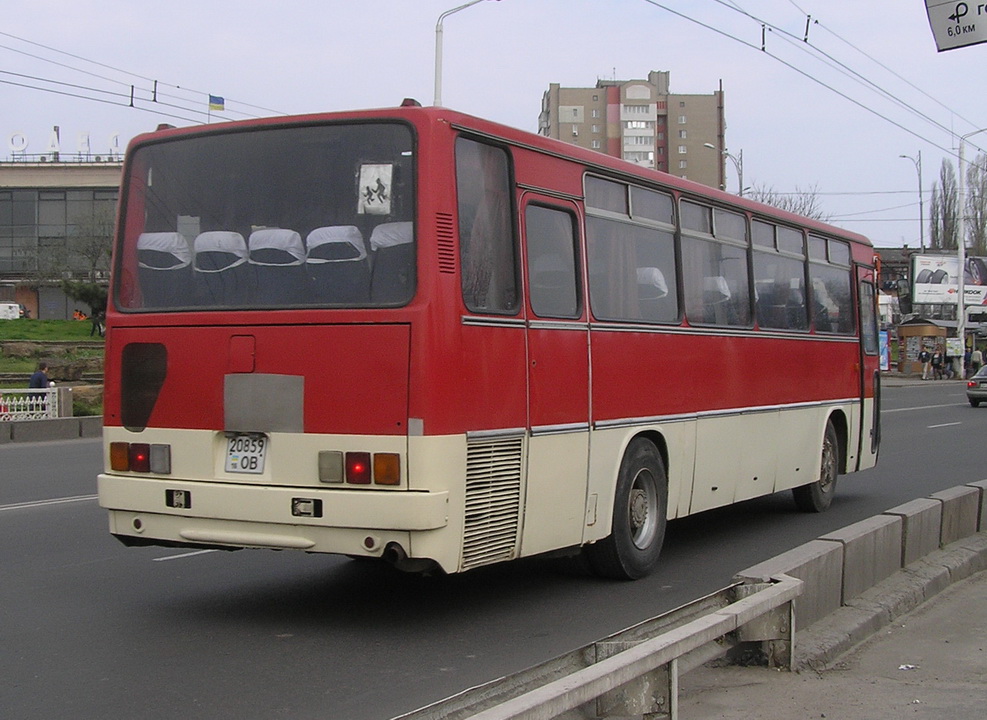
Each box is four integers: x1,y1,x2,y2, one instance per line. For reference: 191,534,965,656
957,128,987,353
899,152,925,252
703,143,743,196
434,0,494,107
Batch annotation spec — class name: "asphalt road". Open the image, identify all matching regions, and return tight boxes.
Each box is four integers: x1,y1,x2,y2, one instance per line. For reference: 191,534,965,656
1,380,981,720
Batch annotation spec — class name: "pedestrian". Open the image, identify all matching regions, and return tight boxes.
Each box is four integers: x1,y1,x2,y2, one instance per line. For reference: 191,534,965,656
27,361,50,413
28,361,49,389
90,310,105,337
964,348,972,378
972,345,983,376
931,346,943,380
918,346,932,380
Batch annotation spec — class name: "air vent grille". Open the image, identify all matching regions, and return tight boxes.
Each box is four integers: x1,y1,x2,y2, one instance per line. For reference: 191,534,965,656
436,212,456,274
462,435,524,571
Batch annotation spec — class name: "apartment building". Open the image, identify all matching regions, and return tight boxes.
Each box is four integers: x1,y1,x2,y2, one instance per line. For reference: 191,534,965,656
539,70,726,190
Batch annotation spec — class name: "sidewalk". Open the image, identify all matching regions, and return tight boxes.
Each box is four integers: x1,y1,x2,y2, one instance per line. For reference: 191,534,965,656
680,555,987,719
881,370,965,387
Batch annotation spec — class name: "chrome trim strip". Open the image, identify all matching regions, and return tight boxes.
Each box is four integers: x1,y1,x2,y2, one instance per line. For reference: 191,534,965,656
588,322,861,342
461,316,526,328
467,427,527,441
593,398,860,431
530,422,590,437
528,320,590,331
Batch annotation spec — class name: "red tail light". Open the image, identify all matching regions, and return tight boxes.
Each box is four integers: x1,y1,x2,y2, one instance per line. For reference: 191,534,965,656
346,452,372,484
129,443,151,472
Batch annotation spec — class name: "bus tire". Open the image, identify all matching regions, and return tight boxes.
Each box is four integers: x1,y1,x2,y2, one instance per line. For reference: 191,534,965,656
793,421,839,513
585,438,667,580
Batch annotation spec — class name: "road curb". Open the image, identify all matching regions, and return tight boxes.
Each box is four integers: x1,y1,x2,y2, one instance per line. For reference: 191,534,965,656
794,532,987,670
0,416,102,443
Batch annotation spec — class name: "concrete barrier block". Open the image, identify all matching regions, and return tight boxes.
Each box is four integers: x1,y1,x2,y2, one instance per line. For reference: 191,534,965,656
735,539,843,630
966,479,987,531
820,515,902,603
930,485,980,545
79,416,103,438
884,498,942,566
10,417,80,442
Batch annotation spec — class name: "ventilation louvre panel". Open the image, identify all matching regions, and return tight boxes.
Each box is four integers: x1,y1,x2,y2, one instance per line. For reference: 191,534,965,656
462,435,524,571
436,212,456,274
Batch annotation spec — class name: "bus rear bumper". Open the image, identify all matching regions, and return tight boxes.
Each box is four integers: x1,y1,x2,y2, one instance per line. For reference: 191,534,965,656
98,473,450,558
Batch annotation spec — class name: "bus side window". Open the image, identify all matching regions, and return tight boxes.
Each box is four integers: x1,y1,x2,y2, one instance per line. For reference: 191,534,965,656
525,205,579,318
456,137,519,315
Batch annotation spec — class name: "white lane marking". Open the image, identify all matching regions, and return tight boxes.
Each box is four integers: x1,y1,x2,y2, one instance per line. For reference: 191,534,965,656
153,549,218,562
883,403,966,413
0,494,98,512
928,422,962,429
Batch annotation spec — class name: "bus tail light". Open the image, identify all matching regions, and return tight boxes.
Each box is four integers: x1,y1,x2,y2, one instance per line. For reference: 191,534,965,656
373,453,401,485
110,442,130,471
318,450,400,485
109,441,171,474
129,443,151,472
346,452,372,484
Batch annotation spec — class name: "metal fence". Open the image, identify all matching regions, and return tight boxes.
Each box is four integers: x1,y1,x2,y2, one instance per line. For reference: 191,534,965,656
0,388,60,421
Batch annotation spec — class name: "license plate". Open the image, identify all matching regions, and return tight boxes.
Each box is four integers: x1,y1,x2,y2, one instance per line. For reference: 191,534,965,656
225,433,268,474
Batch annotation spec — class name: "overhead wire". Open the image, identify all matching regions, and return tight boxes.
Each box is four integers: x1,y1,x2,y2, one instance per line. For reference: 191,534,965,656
702,0,985,155
639,0,960,158
0,29,285,125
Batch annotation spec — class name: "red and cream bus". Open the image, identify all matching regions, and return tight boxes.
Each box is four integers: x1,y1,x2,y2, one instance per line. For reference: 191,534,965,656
98,102,880,580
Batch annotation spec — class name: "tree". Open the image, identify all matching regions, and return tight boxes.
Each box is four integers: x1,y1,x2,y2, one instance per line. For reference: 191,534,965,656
61,280,107,315
70,203,114,282
930,159,958,251
966,152,987,257
745,183,830,221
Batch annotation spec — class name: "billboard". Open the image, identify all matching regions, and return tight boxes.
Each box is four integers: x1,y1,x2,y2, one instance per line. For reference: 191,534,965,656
912,254,987,305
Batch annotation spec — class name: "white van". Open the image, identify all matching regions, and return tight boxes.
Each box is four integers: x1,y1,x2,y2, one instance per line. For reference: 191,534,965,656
0,302,20,319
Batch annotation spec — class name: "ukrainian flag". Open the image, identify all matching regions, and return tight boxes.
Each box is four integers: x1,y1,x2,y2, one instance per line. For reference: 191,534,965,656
208,95,225,111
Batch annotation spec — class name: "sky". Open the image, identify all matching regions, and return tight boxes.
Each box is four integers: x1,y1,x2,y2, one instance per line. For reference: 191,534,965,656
2,0,986,248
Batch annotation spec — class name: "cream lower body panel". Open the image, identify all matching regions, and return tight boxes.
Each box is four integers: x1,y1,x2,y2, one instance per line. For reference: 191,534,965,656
584,398,871,545
99,473,450,561
98,426,463,571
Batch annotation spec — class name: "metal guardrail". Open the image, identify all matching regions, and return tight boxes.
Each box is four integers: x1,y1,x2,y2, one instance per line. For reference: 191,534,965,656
394,574,802,720
0,388,60,421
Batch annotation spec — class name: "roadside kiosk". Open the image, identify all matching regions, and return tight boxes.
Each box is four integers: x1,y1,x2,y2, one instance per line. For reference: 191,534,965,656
897,318,947,376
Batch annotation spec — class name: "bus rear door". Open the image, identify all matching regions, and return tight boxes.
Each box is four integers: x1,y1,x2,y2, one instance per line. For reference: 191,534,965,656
520,196,590,556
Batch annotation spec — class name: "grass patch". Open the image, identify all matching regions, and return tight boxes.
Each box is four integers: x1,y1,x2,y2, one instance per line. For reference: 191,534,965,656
0,319,102,342
73,397,103,416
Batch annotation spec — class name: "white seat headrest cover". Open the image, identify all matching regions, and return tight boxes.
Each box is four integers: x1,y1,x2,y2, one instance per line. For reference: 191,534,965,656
248,228,305,266
193,231,248,272
636,266,669,298
137,232,191,269
369,222,413,251
703,275,731,302
306,226,367,263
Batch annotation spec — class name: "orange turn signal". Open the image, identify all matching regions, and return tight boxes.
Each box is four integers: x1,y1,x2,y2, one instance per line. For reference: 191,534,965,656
110,442,130,471
373,453,401,485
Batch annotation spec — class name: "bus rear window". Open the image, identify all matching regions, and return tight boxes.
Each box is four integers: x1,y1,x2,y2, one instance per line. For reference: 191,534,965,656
115,123,415,310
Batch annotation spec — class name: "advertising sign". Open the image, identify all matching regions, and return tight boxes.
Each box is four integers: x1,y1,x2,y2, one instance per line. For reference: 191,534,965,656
911,254,987,305
926,1,987,51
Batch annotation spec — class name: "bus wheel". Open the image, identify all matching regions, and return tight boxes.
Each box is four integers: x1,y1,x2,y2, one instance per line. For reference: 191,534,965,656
585,438,667,580
793,421,839,513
